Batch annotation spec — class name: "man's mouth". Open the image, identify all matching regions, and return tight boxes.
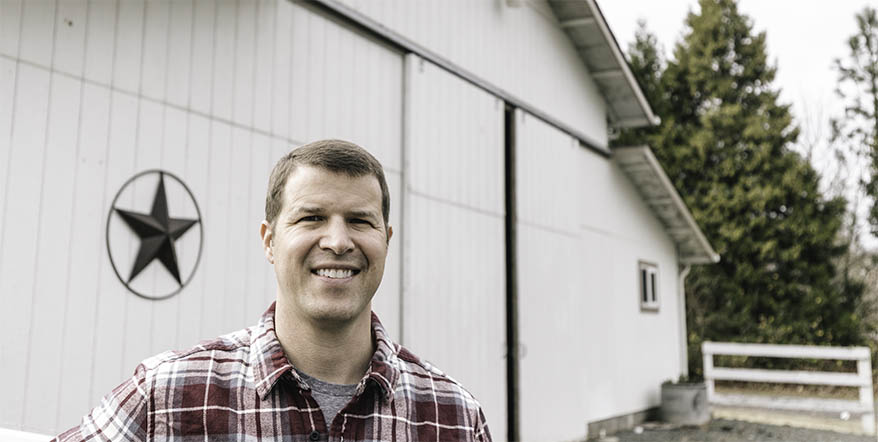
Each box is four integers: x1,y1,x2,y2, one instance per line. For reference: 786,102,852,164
312,268,360,279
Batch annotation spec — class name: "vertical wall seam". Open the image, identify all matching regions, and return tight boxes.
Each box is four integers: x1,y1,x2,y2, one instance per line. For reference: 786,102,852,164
398,53,415,346
89,0,123,408
22,0,60,422
175,0,198,349
243,0,257,319
221,0,241,331
134,0,155,360
202,0,218,337
268,0,278,136
185,0,196,111
151,0,174,354
0,0,26,310
318,12,326,137
240,0,263,324
199,0,219,339
55,0,92,427
247,0,259,129
286,2,295,142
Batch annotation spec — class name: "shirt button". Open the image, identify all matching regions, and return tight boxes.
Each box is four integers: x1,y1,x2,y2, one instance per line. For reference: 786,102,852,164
309,431,321,441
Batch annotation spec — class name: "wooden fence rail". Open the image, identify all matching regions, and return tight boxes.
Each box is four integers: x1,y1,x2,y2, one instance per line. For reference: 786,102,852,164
702,341,875,435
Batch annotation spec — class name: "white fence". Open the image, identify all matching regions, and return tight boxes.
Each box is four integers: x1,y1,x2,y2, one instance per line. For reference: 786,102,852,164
702,341,875,434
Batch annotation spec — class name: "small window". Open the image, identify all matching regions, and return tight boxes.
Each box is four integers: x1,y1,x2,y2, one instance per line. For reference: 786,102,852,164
639,262,659,311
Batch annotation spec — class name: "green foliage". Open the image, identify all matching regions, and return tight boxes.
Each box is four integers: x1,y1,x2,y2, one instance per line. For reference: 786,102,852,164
832,7,878,234
615,0,868,376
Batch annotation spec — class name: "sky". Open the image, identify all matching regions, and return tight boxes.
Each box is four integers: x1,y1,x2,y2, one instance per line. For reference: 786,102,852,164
599,0,878,247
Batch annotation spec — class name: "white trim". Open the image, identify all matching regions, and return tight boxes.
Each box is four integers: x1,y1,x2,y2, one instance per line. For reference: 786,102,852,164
614,145,720,265
638,261,659,311
702,341,871,360
0,428,52,442
583,0,660,126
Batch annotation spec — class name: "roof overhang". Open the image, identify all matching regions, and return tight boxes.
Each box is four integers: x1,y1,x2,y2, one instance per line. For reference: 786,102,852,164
546,0,660,129
613,145,720,265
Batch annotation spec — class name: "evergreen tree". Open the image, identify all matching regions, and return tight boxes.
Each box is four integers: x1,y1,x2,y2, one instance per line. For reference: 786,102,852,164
615,0,865,375
832,7,878,235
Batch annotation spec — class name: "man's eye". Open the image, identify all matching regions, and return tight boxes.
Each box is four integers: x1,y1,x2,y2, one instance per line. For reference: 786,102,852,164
299,216,322,222
350,218,371,225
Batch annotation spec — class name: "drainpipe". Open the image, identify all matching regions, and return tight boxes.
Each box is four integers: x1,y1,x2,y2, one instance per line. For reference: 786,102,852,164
678,264,692,378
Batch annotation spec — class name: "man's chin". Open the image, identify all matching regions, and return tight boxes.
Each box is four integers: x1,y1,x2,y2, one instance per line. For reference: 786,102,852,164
303,303,369,327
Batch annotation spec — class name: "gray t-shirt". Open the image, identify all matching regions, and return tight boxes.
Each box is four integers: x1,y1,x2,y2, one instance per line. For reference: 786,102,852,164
298,371,358,427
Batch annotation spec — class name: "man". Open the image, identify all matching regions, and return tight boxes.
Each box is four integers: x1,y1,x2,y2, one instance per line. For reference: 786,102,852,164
55,140,491,441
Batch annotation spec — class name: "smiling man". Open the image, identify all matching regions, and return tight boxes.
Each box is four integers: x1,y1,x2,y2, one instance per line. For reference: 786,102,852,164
54,140,491,442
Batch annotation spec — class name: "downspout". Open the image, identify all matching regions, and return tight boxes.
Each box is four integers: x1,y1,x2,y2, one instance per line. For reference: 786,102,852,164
678,264,692,378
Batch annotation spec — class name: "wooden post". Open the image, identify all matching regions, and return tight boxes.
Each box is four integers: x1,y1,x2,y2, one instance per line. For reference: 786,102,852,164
702,342,715,401
856,356,875,435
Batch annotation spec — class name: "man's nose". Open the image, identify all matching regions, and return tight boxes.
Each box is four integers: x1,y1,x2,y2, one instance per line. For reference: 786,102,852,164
319,217,355,255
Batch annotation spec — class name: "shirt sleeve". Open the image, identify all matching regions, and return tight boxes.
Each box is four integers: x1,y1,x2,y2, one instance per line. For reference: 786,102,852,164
52,363,150,442
474,406,492,442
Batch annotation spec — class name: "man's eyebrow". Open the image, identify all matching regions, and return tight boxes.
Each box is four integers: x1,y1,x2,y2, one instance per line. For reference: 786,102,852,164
348,210,379,219
294,206,323,214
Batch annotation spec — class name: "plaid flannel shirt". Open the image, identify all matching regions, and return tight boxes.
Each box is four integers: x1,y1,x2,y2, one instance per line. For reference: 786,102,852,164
53,303,491,441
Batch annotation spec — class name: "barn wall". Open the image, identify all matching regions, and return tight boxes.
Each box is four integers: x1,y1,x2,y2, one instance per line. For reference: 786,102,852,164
579,145,683,424
0,0,694,439
0,0,404,434
402,54,508,441
515,110,682,440
335,0,609,148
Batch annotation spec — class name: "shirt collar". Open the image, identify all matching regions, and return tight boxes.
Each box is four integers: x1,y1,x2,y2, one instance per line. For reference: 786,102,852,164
251,303,295,400
250,303,400,402
362,311,400,402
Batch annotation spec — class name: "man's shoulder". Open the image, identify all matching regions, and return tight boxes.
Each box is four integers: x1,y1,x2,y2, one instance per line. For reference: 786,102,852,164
138,325,256,378
391,344,482,409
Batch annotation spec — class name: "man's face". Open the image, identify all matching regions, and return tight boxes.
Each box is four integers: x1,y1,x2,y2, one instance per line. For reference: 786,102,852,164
262,166,391,326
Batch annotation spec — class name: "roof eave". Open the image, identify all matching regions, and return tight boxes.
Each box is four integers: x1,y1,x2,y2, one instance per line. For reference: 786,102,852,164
613,145,720,265
547,0,661,129
585,0,660,128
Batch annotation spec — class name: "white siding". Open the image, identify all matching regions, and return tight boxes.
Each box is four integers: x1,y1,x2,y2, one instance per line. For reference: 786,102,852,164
0,1,689,439
0,62,52,430
403,55,508,440
337,0,609,147
578,139,683,423
0,0,403,434
515,110,589,441
515,111,682,440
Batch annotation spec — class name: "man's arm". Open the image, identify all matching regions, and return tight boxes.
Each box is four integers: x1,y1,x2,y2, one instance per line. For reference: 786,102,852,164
474,406,492,442
52,364,149,442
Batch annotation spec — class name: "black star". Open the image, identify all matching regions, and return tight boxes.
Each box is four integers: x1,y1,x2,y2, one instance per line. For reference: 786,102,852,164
114,172,199,285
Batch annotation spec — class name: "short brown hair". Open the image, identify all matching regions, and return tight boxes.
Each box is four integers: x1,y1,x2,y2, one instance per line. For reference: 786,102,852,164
264,139,390,229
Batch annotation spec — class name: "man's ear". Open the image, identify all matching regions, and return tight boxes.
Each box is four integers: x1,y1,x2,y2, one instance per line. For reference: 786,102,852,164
260,220,274,264
386,225,393,245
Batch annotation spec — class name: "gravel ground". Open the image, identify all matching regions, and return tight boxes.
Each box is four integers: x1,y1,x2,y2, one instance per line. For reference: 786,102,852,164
611,419,874,442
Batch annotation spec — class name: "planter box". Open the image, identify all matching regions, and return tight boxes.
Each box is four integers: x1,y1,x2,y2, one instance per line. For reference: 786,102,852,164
661,381,711,426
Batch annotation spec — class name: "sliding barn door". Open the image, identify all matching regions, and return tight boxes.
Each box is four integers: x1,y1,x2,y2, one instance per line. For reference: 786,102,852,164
402,54,507,440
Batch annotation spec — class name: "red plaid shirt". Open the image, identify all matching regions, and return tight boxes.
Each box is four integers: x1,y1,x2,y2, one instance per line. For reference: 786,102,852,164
54,303,491,441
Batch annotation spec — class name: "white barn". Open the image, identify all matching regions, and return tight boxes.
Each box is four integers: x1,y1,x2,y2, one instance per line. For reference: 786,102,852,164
0,0,718,440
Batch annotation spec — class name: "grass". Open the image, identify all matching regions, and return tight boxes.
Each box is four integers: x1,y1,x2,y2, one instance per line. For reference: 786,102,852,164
714,380,860,400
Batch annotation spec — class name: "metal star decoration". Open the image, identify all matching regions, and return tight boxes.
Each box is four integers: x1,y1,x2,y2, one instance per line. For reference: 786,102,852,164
114,172,199,285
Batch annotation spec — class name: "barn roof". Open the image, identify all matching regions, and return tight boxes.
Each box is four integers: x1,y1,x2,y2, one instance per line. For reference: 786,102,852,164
613,146,720,265
546,1,718,265
546,0,660,128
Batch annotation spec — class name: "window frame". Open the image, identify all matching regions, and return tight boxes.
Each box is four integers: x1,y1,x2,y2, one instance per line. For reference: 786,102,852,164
639,261,659,312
